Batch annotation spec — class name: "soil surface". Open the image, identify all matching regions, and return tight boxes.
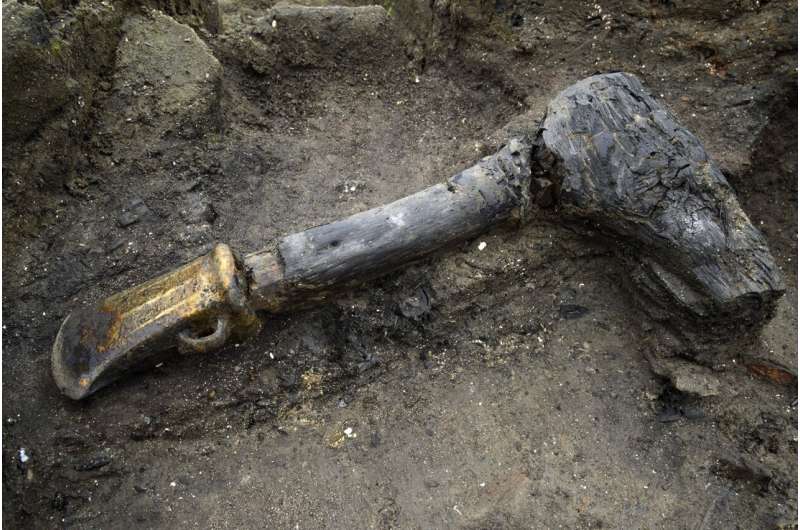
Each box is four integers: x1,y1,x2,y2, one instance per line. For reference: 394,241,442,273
2,0,797,528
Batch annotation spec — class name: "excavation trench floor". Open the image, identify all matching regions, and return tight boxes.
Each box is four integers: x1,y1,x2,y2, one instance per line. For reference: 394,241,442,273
2,0,797,528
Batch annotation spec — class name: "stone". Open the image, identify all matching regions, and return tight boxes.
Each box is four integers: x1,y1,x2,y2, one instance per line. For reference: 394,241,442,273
559,304,590,320
118,198,155,227
670,366,721,398
74,454,112,472
100,10,223,157
647,354,721,398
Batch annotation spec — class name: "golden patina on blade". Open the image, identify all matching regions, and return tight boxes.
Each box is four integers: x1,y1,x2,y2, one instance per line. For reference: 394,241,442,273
51,244,260,400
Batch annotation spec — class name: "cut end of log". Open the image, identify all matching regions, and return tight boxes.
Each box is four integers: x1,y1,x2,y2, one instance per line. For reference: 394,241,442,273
534,72,784,337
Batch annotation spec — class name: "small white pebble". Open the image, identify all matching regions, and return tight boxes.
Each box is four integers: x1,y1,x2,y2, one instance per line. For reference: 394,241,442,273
170,481,177,487
478,241,487,251
18,448,29,464
271,19,277,28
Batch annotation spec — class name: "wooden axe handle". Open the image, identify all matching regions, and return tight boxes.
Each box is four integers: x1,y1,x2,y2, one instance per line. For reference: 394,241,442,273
244,138,533,313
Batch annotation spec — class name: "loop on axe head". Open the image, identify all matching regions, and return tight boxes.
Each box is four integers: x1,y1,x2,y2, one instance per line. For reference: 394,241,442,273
178,314,232,354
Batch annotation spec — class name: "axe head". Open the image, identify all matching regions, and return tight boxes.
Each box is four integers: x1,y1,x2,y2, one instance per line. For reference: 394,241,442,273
51,244,261,400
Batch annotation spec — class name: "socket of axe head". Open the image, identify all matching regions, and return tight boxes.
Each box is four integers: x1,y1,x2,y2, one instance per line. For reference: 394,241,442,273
51,244,261,399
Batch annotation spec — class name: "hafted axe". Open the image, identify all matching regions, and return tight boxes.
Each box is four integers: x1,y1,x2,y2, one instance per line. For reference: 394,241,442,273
52,73,784,400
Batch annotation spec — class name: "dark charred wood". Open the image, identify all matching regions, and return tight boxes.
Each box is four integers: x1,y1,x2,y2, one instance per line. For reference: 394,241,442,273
533,72,784,337
245,139,532,312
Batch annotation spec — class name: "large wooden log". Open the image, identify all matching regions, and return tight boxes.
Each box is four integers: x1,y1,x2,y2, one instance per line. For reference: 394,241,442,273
533,73,784,335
